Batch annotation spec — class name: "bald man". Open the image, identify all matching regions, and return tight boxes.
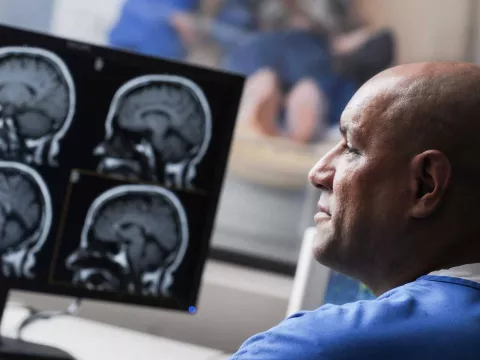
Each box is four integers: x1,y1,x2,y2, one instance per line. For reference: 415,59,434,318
229,62,480,359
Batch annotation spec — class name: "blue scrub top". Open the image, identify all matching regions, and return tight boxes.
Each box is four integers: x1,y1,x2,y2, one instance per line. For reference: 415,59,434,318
231,275,480,359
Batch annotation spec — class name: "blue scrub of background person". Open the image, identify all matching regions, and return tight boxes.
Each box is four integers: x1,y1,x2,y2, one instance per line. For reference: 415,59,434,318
210,0,257,52
108,0,254,61
109,0,198,60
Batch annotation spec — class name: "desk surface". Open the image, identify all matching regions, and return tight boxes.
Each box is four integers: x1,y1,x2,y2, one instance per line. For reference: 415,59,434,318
1,304,228,360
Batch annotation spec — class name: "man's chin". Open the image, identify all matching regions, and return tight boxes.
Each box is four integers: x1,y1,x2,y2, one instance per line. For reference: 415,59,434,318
312,233,359,282
312,241,329,265
311,228,339,268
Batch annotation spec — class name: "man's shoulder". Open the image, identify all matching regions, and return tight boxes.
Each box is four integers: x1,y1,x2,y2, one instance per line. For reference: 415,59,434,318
230,284,427,360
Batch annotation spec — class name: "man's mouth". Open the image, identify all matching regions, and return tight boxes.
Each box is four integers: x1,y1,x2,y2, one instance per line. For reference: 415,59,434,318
314,211,331,223
317,205,331,216
314,204,331,223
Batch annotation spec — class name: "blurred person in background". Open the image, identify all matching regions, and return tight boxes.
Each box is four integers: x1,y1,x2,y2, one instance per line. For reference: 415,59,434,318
109,0,394,144
222,0,395,144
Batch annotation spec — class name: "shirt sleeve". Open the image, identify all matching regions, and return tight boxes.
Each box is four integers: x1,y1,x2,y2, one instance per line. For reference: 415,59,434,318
228,297,402,360
229,311,330,360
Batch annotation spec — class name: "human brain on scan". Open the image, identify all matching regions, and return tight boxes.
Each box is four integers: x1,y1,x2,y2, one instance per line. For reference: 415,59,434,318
0,47,75,166
94,75,211,190
118,86,205,162
66,185,188,297
0,161,51,279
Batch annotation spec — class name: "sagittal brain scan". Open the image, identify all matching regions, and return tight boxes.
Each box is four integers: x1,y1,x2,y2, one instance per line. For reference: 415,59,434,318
0,46,75,166
94,75,212,189
65,184,189,297
0,161,52,279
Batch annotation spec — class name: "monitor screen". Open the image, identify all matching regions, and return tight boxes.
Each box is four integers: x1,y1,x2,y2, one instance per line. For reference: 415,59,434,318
0,24,244,312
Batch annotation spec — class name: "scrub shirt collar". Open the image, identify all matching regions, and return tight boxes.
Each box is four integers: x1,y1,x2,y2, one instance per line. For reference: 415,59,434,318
429,263,480,283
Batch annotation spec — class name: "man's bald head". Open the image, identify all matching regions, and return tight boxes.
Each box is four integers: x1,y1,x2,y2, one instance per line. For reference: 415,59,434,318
309,62,480,294
353,62,480,164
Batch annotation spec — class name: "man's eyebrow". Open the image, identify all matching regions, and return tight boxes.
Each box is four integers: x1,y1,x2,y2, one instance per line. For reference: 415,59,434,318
339,124,348,136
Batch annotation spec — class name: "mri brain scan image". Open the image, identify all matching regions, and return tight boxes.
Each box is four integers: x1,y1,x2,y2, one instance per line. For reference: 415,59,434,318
66,185,188,297
94,75,211,189
0,161,52,279
0,46,75,166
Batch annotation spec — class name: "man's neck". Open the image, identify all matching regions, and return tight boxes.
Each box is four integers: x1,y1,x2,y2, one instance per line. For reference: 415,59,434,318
370,243,480,296
430,240,480,273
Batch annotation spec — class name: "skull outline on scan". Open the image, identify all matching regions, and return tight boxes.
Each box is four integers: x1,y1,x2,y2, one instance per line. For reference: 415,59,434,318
65,184,189,297
93,75,212,189
0,160,52,279
0,46,75,166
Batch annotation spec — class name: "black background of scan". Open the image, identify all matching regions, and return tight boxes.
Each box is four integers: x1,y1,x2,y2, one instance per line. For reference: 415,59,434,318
0,24,244,311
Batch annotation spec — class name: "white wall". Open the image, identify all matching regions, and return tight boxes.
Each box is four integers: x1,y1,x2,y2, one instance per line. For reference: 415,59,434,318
50,0,124,45
0,0,54,32
357,0,475,63
212,174,306,264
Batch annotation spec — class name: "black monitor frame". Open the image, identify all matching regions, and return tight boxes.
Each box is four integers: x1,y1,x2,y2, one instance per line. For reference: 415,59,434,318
0,24,244,313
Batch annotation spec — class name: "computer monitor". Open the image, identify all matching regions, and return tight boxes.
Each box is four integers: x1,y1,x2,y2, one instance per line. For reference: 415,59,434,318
0,24,244,359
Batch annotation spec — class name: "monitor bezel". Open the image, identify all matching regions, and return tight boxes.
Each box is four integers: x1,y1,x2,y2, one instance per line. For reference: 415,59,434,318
0,24,245,313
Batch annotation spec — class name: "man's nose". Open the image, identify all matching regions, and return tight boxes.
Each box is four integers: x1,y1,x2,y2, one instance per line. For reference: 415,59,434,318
308,146,337,190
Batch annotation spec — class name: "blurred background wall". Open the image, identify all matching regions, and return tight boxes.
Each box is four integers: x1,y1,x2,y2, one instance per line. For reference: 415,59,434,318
0,0,53,32
49,0,123,45
358,0,475,63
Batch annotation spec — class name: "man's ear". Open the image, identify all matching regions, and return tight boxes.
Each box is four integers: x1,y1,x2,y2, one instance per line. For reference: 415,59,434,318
409,150,451,218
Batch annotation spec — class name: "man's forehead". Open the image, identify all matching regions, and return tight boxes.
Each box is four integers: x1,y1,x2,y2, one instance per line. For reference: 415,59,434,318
340,74,405,134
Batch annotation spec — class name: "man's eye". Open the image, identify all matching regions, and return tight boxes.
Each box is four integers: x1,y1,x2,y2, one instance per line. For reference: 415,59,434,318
343,143,358,155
